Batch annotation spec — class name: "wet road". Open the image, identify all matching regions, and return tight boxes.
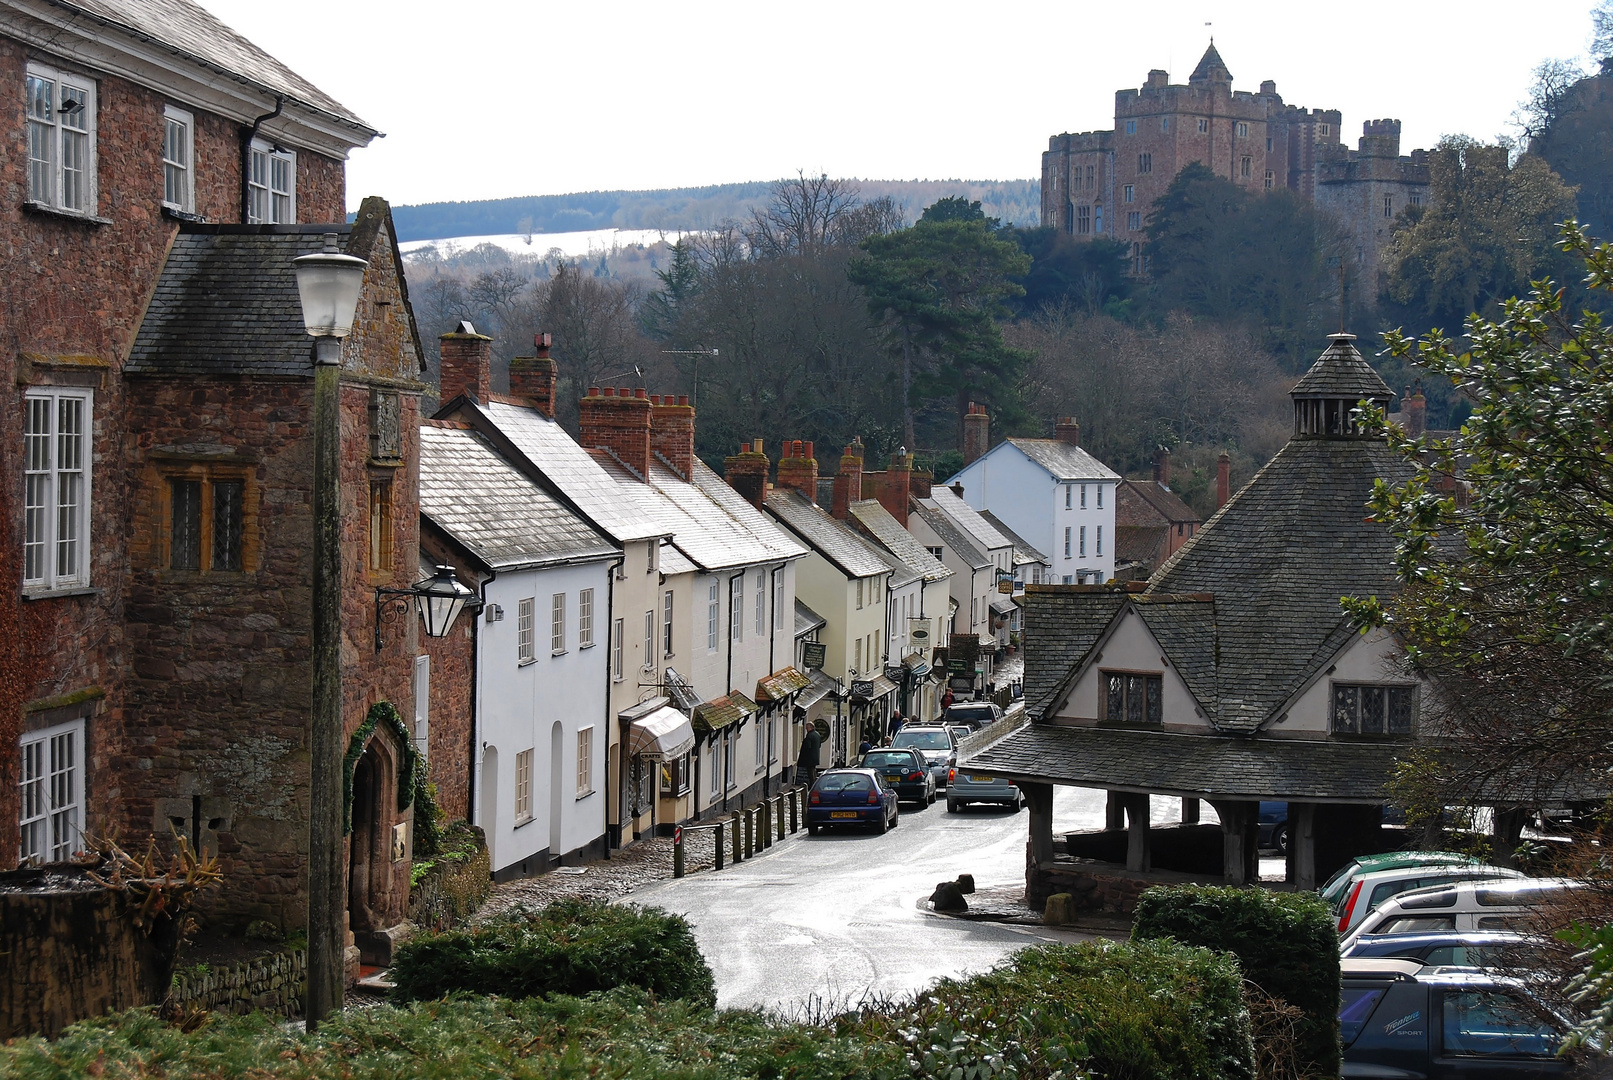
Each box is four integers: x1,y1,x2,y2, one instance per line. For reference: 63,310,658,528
632,785,1136,1012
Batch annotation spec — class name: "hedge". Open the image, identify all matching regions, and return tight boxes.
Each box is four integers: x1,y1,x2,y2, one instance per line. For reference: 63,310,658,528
388,899,715,1008
1132,885,1340,1079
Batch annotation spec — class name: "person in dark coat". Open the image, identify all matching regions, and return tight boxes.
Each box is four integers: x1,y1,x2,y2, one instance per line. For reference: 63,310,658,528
796,720,822,789
887,711,904,742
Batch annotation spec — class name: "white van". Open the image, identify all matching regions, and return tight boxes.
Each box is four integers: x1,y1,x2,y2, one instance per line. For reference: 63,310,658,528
1339,877,1583,952
1333,864,1525,935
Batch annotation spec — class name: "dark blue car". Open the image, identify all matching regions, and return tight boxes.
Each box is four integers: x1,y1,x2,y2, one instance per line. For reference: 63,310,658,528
858,748,935,805
806,768,899,835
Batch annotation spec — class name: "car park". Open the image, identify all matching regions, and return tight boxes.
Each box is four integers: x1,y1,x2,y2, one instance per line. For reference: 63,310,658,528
858,747,936,806
1340,957,1584,1077
943,702,1004,731
805,768,900,835
890,726,957,788
1321,850,1486,909
1340,877,1586,952
1342,929,1547,970
945,765,1022,813
1336,864,1527,936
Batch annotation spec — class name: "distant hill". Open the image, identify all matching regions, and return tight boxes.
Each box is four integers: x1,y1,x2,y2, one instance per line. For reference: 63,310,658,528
385,179,1043,242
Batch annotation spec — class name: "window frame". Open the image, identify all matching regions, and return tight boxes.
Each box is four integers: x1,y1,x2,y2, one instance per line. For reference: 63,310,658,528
576,727,594,797
729,575,743,641
22,387,92,592
578,588,595,648
1101,669,1165,726
773,568,785,630
19,716,86,864
517,597,536,664
513,748,533,824
161,104,194,213
642,609,655,672
1064,526,1071,558
754,570,765,635
1330,682,1417,736
246,137,295,225
707,580,720,652
25,62,98,216
660,750,691,796
663,589,675,656
551,592,566,655
612,617,625,681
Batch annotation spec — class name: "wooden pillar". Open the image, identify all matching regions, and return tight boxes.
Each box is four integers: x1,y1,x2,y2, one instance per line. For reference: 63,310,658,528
1123,793,1151,872
1105,790,1125,831
1290,803,1317,891
1492,807,1527,868
1024,782,1055,866
1181,797,1200,823
1212,800,1255,886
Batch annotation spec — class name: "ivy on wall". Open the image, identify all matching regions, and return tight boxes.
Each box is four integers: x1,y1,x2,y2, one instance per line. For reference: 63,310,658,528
341,700,442,858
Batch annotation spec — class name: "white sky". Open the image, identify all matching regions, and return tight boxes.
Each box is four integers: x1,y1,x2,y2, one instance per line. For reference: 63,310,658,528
198,0,1602,213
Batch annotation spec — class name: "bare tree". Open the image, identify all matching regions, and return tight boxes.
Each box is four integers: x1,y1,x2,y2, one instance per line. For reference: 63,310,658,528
748,172,864,259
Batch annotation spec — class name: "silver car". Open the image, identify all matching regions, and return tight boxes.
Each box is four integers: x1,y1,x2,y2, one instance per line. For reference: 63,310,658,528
946,764,1023,812
889,726,957,788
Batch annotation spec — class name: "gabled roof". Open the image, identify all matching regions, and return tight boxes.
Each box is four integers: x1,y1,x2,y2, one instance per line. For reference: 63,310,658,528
926,487,1013,555
846,500,952,583
999,438,1121,482
764,489,893,580
1116,525,1169,569
1290,334,1395,400
979,510,1051,567
909,501,990,571
418,422,618,572
1117,480,1200,528
1021,586,1127,718
795,599,826,637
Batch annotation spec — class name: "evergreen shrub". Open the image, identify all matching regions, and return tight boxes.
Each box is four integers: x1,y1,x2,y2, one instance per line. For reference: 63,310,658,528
1132,885,1340,1078
388,899,715,1007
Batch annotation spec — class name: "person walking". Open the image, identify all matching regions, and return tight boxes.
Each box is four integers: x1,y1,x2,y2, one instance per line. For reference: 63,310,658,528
887,710,904,742
796,720,822,791
941,686,955,712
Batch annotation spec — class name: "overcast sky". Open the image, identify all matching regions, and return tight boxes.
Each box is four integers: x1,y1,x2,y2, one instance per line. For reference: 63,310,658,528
200,0,1602,214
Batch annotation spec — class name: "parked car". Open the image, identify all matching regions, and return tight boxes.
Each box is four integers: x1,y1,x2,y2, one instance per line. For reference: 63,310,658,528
943,702,1004,731
1321,850,1486,909
1340,957,1586,1077
1336,864,1528,936
805,768,900,835
858,747,936,806
1259,801,1288,853
1343,929,1548,970
1341,878,1586,952
890,726,957,788
945,763,1023,813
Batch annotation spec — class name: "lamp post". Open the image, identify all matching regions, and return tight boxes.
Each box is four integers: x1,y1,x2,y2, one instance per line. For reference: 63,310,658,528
293,233,367,1031
374,564,480,651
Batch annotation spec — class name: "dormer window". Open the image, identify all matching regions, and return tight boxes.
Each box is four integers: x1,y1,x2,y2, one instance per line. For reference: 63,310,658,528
1103,670,1163,725
1331,683,1415,735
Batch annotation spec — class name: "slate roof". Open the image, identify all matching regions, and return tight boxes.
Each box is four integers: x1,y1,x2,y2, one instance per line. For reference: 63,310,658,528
964,725,1401,803
764,489,893,580
128,227,352,377
1116,525,1169,568
795,599,826,637
1290,335,1395,400
979,511,1051,567
418,423,618,571
1001,439,1121,482
1117,480,1200,528
1021,587,1128,718
52,0,374,133
927,487,1014,554
847,501,953,583
1190,42,1232,83
910,501,990,571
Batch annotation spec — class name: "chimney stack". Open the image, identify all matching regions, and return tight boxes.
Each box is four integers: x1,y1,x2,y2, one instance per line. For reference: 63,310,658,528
1404,385,1426,437
876,448,912,526
1055,416,1081,447
831,438,865,520
962,403,990,465
724,439,770,509
578,385,653,480
650,393,696,480
438,320,492,404
1217,451,1231,509
1152,446,1170,487
909,466,933,499
508,332,558,417
776,439,819,502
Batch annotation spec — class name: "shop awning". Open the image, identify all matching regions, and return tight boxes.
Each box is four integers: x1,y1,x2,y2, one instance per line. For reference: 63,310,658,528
990,597,1018,617
902,653,932,679
693,692,759,735
756,665,811,704
628,705,696,760
851,673,898,702
796,669,839,711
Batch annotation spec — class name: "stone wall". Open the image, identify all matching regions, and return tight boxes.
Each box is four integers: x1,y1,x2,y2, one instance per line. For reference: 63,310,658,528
1030,857,1215,915
165,948,307,1019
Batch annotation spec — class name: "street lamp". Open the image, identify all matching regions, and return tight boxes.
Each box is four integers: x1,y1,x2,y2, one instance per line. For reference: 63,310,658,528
294,232,366,1032
374,564,480,650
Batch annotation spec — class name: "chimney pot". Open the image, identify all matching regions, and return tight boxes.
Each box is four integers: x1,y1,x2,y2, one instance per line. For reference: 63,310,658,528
1217,451,1232,509
587,386,600,397
678,395,689,406
635,388,647,399
579,380,654,480
831,438,865,519
602,386,616,397
618,387,631,397
534,331,552,357
804,440,814,461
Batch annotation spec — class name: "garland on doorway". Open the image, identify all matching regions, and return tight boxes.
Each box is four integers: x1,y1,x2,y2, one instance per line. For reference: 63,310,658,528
341,700,441,858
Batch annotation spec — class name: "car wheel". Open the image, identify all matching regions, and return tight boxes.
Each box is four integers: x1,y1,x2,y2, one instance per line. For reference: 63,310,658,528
947,799,959,813
1273,824,1289,855
890,808,900,828
875,812,889,835
806,823,819,836
927,789,937,806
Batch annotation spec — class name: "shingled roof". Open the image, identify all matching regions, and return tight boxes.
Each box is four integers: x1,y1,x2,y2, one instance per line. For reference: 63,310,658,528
979,511,1051,567
1021,586,1127,718
764,489,893,580
1290,334,1395,400
999,439,1121,483
1117,480,1200,528
847,500,952,583
1190,42,1232,84
910,500,990,571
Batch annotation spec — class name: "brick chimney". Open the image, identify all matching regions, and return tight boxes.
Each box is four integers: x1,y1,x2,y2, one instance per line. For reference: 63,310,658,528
776,439,819,502
1152,446,1170,487
439,320,492,404
1404,385,1426,437
508,332,558,417
578,386,653,479
650,393,696,480
724,439,770,509
1055,416,1081,446
910,467,933,499
1217,451,1231,509
877,448,912,526
962,403,990,465
831,438,864,520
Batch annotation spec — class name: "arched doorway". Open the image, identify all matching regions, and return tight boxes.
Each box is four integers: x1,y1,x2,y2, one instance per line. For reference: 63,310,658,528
347,725,402,967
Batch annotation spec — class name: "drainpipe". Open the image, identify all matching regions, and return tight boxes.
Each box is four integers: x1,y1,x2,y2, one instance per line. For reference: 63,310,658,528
723,572,734,813
240,96,284,223
603,554,622,852
468,568,494,836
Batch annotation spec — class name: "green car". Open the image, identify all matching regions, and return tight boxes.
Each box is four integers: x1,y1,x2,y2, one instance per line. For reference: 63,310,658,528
1319,851,1482,907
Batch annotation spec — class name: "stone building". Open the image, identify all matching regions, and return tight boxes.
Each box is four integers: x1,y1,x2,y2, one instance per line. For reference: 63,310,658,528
1,0,452,966
1041,43,1429,290
1315,120,1431,296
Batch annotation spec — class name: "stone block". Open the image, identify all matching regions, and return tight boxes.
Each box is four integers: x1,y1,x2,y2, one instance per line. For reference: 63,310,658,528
1044,892,1075,925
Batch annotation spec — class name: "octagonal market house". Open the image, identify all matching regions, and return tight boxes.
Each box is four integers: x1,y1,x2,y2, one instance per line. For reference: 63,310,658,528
968,334,1451,910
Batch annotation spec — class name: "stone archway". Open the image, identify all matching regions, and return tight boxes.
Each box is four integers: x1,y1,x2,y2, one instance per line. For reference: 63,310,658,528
346,720,406,967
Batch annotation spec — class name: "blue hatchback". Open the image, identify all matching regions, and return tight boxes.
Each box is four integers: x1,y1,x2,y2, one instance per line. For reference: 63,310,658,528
806,768,900,835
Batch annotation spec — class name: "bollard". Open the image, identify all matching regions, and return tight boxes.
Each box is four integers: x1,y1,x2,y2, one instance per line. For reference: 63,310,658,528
731,814,742,863
776,794,786,841
743,807,753,858
673,826,685,878
714,824,725,870
789,787,799,832
760,800,771,849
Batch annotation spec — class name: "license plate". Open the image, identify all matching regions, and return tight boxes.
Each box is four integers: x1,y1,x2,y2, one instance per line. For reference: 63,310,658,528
970,776,995,783
830,811,859,819
884,775,902,783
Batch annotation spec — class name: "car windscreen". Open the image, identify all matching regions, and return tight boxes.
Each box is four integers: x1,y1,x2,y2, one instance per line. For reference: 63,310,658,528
815,774,872,794
1376,915,1458,935
949,706,992,720
1339,987,1387,1045
863,752,918,769
894,731,952,750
